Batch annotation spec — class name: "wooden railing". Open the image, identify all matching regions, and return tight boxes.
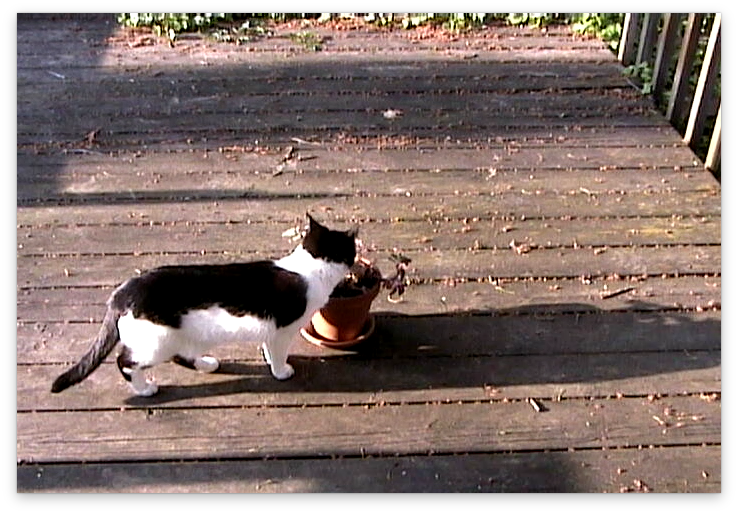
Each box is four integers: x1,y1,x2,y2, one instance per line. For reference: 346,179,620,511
618,13,721,173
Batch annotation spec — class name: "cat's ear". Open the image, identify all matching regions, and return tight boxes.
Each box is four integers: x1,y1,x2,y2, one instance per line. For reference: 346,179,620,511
346,225,359,239
306,212,321,232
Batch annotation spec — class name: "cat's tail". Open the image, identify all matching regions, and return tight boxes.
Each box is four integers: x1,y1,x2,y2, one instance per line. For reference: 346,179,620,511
51,306,121,393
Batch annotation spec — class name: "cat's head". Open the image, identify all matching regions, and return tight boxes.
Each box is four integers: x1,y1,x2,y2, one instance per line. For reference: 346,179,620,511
302,213,358,267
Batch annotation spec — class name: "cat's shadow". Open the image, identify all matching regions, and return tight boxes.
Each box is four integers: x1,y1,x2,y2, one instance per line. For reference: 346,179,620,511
123,361,296,406
124,301,720,407
124,354,421,406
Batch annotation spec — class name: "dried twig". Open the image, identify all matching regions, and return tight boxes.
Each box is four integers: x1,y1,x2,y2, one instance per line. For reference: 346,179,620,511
279,145,296,163
291,137,322,146
600,286,635,299
528,397,547,412
509,239,532,255
273,146,317,176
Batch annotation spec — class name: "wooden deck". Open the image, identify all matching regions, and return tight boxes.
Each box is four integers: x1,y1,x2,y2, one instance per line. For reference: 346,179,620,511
17,14,721,492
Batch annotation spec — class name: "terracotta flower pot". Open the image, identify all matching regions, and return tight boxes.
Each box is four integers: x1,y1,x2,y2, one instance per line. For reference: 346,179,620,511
302,255,411,349
301,259,382,348
312,279,380,342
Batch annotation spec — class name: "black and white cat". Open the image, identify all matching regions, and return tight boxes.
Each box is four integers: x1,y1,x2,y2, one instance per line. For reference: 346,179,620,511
51,214,357,396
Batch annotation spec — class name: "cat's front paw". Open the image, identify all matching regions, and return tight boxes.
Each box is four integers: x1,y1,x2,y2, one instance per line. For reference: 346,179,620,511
271,363,294,381
131,379,159,397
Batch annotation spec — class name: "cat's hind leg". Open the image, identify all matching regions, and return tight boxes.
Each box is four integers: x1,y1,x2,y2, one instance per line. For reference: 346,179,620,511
172,354,220,373
129,369,159,396
116,348,159,396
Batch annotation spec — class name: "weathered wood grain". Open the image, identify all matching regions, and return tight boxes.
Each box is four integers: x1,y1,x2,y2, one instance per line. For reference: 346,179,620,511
16,395,720,463
17,445,721,493
18,350,720,411
16,125,693,153
19,159,712,205
18,148,707,182
19,90,653,120
16,244,720,289
17,189,721,223
17,216,720,258
17,310,721,364
17,275,722,321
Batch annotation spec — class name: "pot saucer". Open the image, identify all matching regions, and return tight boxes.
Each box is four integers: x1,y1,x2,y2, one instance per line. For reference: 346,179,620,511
300,315,376,349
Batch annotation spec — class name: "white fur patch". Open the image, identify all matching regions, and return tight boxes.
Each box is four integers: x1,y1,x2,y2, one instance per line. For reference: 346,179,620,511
117,311,173,366
276,245,350,314
118,308,276,366
180,305,275,345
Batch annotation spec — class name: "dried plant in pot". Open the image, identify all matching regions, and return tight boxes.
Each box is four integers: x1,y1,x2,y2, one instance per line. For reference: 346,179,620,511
301,254,412,349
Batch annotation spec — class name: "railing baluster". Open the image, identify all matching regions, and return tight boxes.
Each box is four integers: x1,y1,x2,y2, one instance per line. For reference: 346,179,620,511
666,13,705,126
620,13,719,174
651,13,685,103
684,14,721,147
636,13,661,66
618,13,642,66
705,105,721,172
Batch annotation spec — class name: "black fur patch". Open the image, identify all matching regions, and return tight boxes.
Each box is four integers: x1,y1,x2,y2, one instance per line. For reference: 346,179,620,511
302,214,357,267
172,355,197,370
110,262,309,329
116,347,135,382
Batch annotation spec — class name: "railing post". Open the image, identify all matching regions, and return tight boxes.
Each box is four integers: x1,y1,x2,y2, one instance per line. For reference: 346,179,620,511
651,13,685,102
684,14,721,147
636,13,661,66
705,105,721,172
618,13,642,66
666,13,705,126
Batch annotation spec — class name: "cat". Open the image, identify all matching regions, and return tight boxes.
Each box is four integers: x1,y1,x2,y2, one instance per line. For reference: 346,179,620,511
51,213,357,396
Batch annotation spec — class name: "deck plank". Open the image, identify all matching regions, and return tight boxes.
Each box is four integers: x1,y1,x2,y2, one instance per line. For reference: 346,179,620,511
17,395,720,463
18,309,721,364
17,215,720,259
17,245,721,289
19,351,721,411
17,275,721,322
17,445,721,493
16,14,720,492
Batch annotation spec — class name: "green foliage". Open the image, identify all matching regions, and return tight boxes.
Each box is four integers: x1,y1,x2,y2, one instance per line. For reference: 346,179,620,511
623,62,655,95
113,11,631,73
117,13,320,42
117,13,626,45
570,13,624,51
210,20,272,45
117,13,233,41
505,13,564,28
396,13,494,30
443,13,495,31
288,31,324,51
